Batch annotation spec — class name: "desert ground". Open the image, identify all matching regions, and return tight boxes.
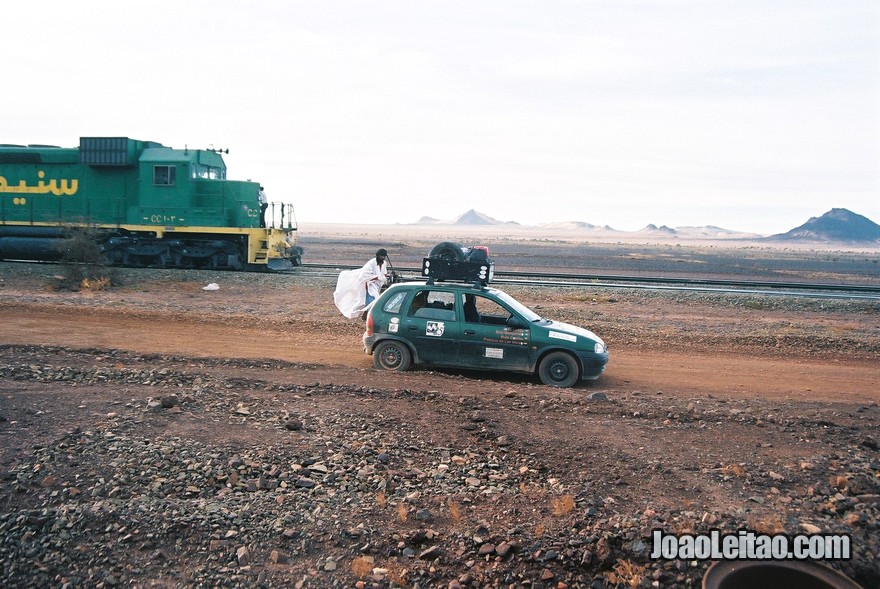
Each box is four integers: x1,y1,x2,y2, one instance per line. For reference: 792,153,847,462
0,224,878,588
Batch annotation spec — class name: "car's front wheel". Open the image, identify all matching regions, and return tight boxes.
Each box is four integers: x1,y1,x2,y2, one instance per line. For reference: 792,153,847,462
538,352,579,387
373,340,412,372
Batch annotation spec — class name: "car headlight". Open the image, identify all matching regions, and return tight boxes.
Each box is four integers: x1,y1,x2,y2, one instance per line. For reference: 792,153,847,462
594,342,606,354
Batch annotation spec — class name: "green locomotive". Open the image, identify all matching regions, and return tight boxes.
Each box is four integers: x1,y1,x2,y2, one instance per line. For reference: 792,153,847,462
0,137,302,270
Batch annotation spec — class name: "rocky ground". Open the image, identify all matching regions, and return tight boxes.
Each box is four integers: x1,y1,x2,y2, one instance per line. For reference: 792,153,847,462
0,243,878,588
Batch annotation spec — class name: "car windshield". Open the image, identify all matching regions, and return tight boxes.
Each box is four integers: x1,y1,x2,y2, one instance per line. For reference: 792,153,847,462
492,290,543,322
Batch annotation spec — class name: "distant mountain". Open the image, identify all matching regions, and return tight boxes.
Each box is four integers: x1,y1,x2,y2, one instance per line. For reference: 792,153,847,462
770,208,880,243
453,209,504,225
411,208,879,242
415,209,517,226
638,224,677,235
536,221,604,230
675,226,761,238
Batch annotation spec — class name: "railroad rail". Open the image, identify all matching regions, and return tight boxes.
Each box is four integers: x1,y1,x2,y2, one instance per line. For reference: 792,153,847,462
295,264,880,301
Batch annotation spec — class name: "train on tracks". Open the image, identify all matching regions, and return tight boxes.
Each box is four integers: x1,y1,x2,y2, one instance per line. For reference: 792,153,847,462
0,136,302,270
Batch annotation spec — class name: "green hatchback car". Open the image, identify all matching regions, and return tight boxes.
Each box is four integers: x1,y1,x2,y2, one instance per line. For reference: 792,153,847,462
363,281,608,387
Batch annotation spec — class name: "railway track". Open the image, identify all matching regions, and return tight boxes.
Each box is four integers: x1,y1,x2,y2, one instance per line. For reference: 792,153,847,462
293,263,880,301
5,258,876,300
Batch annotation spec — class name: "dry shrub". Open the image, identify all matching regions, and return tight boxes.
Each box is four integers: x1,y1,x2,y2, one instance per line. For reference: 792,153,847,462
829,323,863,334
605,559,646,588
55,226,119,291
723,464,747,478
564,293,617,304
534,522,546,537
387,562,408,586
81,276,111,291
746,514,785,534
552,494,575,516
448,498,462,522
376,491,387,507
397,503,408,522
351,556,374,578
672,518,696,535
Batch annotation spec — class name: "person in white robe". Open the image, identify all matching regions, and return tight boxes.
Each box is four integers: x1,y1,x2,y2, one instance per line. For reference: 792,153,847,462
333,249,388,319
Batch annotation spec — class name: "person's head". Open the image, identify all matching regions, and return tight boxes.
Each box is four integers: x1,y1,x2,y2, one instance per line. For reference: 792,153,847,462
375,248,388,263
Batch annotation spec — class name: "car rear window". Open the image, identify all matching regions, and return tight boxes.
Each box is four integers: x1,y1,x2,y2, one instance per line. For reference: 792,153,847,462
382,291,408,314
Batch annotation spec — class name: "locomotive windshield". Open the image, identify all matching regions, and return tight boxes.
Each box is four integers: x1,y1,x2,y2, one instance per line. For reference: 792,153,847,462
192,164,226,180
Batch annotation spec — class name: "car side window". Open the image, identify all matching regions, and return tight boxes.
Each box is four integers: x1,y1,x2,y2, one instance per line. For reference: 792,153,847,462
408,289,456,320
382,291,408,314
463,293,512,326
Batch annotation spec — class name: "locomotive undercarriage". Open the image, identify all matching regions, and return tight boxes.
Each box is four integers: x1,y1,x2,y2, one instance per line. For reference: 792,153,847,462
103,234,248,270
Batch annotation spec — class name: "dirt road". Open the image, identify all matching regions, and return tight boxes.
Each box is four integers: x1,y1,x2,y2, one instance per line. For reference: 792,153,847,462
1,305,876,404
1,261,878,588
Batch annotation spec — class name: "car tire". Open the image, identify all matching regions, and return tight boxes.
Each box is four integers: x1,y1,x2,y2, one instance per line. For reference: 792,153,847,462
538,352,579,387
429,241,466,261
373,340,412,372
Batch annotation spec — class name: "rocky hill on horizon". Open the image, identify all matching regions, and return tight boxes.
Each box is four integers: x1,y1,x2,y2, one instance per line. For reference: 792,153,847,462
768,208,880,243
412,207,879,243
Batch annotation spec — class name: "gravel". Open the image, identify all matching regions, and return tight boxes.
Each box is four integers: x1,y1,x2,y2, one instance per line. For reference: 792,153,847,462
1,346,878,588
1,258,879,588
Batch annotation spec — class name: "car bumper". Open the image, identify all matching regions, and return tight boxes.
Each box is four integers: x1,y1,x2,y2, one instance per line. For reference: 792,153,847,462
577,351,609,380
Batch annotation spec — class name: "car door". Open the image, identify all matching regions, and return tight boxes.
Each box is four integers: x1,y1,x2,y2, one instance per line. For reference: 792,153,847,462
458,292,531,371
402,288,461,365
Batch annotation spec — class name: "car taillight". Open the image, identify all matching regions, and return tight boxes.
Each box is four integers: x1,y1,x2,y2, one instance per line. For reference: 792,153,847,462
365,313,374,336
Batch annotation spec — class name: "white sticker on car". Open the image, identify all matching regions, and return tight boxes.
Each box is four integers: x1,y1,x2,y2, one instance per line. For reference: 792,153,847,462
389,323,398,333
426,321,445,337
549,331,577,342
484,347,504,359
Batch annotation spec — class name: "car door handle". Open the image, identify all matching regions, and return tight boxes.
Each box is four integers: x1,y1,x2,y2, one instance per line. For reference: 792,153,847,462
464,329,476,335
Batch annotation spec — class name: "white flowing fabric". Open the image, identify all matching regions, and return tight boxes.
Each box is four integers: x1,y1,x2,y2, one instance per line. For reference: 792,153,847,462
333,259,388,319
333,268,369,319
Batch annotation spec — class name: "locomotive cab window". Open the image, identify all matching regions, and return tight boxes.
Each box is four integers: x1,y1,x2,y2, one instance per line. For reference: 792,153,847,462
191,164,226,180
153,165,176,186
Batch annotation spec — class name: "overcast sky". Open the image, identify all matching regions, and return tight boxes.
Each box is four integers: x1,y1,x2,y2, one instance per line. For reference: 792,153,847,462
3,1,879,234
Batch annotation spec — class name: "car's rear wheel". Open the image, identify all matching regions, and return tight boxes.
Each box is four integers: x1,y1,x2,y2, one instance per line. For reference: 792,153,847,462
538,352,579,387
429,241,466,261
374,340,412,371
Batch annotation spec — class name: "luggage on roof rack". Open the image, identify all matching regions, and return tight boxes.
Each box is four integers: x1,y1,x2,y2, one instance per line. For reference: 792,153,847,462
421,241,494,285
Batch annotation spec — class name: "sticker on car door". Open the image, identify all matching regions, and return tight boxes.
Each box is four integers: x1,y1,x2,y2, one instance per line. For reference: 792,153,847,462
426,321,445,337
484,347,504,359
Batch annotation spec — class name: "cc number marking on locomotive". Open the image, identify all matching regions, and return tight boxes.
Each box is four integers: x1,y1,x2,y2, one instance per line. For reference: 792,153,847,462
148,214,184,223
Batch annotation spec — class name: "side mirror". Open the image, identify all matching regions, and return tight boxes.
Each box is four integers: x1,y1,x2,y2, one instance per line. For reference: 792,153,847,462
507,316,527,330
